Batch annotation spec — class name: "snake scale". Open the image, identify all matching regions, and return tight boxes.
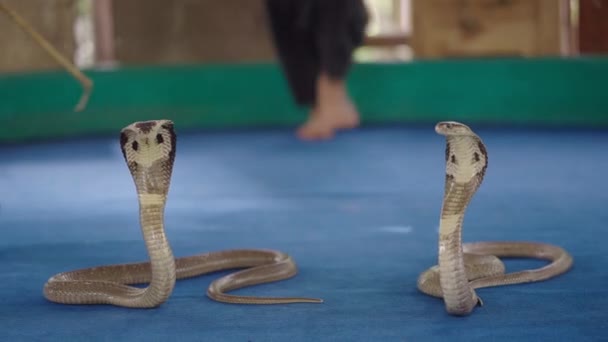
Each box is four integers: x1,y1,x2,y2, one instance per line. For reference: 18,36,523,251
416,121,573,316
43,120,323,308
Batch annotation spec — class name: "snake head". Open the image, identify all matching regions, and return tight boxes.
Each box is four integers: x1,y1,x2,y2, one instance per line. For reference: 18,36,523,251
435,121,475,137
120,120,176,194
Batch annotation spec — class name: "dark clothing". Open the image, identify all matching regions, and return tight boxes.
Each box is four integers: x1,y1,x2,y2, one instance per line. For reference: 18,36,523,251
265,0,368,106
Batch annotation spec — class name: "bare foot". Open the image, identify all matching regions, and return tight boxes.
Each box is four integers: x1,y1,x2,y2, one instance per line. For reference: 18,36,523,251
295,72,360,141
296,109,335,140
329,98,360,130
296,99,360,141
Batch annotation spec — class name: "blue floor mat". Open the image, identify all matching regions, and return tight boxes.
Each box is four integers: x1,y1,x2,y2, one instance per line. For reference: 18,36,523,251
1,126,607,341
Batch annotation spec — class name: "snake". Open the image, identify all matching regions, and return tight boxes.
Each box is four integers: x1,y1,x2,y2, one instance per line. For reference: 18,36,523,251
416,121,573,316
43,120,323,308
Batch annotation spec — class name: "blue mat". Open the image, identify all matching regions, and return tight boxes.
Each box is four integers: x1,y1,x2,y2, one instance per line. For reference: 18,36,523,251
1,126,607,341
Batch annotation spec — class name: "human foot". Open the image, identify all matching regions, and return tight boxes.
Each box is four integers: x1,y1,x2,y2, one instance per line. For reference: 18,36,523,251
295,73,360,141
296,108,334,140
328,97,359,130
296,100,360,141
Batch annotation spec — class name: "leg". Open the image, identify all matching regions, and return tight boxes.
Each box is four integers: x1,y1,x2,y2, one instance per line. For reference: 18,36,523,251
265,0,318,107
266,0,368,140
297,0,368,139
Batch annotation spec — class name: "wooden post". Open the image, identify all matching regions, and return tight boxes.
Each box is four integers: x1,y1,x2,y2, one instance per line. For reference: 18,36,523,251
579,0,608,54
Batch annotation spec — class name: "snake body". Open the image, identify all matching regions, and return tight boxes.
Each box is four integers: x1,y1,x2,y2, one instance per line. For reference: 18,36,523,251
417,121,573,316
44,120,323,308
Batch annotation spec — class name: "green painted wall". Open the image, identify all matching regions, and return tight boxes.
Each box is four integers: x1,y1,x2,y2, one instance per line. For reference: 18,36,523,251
1,58,607,143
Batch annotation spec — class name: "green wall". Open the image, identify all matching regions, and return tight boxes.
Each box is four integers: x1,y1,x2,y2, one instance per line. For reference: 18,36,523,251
1,57,607,143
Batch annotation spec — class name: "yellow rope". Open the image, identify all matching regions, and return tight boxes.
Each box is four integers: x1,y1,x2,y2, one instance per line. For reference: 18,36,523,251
0,3,93,111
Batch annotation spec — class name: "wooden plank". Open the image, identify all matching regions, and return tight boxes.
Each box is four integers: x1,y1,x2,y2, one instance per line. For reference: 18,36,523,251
411,0,564,58
364,34,411,47
111,0,275,64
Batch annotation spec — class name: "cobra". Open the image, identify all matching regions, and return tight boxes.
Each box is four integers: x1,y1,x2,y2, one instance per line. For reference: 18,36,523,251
43,120,323,308
417,121,573,316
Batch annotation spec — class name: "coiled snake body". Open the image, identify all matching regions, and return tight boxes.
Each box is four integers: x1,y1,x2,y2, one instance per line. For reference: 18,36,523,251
44,120,323,308
417,121,573,316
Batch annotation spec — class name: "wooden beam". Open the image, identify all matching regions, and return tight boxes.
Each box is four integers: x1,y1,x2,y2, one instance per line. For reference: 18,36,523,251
364,34,410,47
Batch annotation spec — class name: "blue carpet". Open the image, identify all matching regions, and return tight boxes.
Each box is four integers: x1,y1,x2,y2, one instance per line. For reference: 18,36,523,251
1,126,607,341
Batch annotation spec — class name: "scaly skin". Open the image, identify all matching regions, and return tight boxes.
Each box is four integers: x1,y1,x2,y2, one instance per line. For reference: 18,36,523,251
417,121,573,316
43,120,323,308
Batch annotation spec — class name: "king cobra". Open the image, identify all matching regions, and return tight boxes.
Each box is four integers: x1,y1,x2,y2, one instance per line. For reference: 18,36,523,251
417,121,573,316
43,120,323,308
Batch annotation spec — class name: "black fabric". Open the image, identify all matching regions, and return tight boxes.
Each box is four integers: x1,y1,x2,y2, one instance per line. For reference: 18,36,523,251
265,0,368,105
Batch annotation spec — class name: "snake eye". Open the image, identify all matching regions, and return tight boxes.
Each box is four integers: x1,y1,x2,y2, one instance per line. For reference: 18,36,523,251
446,123,453,129
156,133,164,144
132,141,139,151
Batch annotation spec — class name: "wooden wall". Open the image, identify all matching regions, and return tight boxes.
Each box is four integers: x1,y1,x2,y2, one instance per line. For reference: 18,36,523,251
111,0,276,65
2,0,603,73
411,0,565,58
0,0,77,73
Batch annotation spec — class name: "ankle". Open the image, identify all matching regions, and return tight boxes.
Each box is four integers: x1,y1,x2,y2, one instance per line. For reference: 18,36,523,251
318,73,347,98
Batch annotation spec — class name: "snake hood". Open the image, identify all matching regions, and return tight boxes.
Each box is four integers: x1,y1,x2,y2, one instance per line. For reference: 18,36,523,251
120,120,177,195
436,121,488,186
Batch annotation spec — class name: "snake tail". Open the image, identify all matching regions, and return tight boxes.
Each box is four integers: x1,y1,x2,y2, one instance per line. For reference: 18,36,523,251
206,255,323,304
